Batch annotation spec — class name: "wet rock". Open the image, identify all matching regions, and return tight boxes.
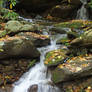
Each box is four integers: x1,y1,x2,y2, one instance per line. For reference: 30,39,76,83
0,85,13,92
17,32,50,47
0,36,40,59
49,27,66,34
67,31,79,40
54,20,84,29
56,36,69,45
50,5,76,19
52,55,92,83
5,21,22,34
16,0,59,13
44,49,67,67
70,30,92,47
4,20,41,36
28,85,38,92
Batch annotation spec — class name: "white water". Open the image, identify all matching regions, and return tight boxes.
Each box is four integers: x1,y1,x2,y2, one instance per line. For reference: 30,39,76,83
12,31,66,92
76,0,88,20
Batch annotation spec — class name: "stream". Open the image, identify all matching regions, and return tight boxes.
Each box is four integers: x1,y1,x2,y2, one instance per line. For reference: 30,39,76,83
12,25,66,92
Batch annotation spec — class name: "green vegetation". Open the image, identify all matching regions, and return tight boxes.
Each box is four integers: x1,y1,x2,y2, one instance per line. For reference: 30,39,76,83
55,21,84,29
3,10,19,20
28,60,36,68
0,0,17,9
0,8,19,20
88,0,92,8
8,0,17,7
45,49,67,66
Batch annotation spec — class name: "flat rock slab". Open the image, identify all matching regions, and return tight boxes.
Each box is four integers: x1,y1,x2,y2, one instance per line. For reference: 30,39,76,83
52,55,92,83
70,30,92,47
0,36,40,59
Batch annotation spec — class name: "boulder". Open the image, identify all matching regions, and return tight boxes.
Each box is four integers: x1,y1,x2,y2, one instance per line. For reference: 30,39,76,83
17,32,50,47
54,20,84,29
44,49,67,67
70,30,92,47
70,0,81,5
49,0,82,19
16,0,60,13
28,85,38,92
5,20,22,34
52,55,92,83
4,20,41,36
50,5,76,19
0,36,40,59
49,27,66,34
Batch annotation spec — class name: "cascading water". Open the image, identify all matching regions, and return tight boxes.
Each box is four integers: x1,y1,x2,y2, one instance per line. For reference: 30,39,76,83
12,28,65,92
76,0,88,20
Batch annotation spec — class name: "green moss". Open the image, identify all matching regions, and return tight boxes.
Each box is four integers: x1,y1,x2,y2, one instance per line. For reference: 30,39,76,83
58,37,70,46
45,49,67,66
0,30,7,38
55,21,84,29
67,31,79,37
60,37,69,43
28,60,36,68
52,68,63,83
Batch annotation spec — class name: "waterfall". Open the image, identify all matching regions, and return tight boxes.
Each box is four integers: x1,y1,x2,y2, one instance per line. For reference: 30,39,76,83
76,0,88,20
12,28,65,92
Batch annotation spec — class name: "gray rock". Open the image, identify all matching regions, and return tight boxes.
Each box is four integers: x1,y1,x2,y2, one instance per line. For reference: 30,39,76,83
5,21,22,34
70,30,92,47
0,36,40,59
28,85,38,92
52,55,92,83
4,20,41,37
49,27,66,34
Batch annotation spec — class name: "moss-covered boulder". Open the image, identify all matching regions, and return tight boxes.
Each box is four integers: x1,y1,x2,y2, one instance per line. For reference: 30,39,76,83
56,36,70,46
17,32,50,47
16,0,59,13
49,27,66,34
50,5,77,19
5,20,39,34
0,36,40,59
0,20,44,38
70,29,92,47
5,20,22,33
52,55,92,83
44,49,67,67
54,20,92,30
54,20,84,29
